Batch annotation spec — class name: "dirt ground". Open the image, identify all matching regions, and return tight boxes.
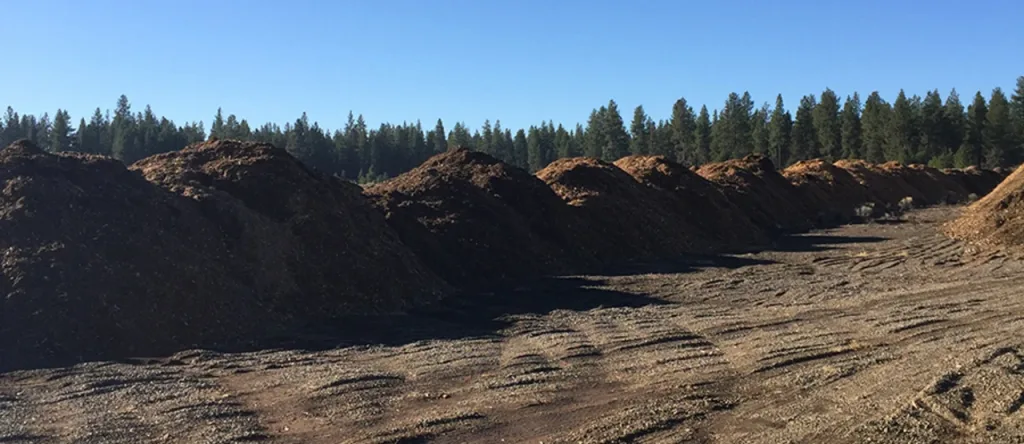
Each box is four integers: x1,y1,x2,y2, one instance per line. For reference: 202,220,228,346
3,206,1024,444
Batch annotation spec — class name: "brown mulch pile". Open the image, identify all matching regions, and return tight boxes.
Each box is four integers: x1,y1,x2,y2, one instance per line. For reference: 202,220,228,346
833,159,926,208
536,157,707,262
365,148,585,289
0,139,446,371
696,155,815,233
782,159,873,224
955,166,1008,196
899,163,969,205
946,164,1024,249
613,155,769,250
0,140,248,370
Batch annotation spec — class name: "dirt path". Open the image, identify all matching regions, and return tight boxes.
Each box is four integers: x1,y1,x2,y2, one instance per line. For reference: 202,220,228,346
4,206,1024,443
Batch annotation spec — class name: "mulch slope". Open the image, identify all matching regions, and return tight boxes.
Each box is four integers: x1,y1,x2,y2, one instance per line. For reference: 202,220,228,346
0,139,447,371
132,139,447,314
696,155,815,233
946,164,1024,249
365,148,584,289
536,157,708,262
0,140,250,370
782,159,873,224
613,155,769,250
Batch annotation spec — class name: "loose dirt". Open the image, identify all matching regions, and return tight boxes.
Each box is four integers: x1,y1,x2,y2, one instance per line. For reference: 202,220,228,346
946,163,1024,249
5,206,1024,443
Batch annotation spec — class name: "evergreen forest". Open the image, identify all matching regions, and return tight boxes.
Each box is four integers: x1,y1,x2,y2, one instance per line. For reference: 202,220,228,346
4,77,1024,182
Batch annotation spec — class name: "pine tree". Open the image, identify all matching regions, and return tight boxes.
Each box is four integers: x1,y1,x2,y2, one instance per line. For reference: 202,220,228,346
602,100,629,161
693,106,711,165
888,90,918,163
944,89,966,156
791,95,818,161
111,95,141,162
211,108,225,139
710,108,728,162
584,107,606,158
1009,76,1024,163
750,103,770,155
984,87,1013,168
768,95,793,167
1,107,20,146
512,129,528,169
840,93,862,159
814,88,842,160
479,120,493,156
491,120,511,162
555,124,573,159
647,119,666,157
669,98,696,162
918,90,948,163
629,105,650,155
433,119,447,153
75,118,87,153
733,92,755,156
573,124,585,157
956,92,988,168
526,126,543,171
49,109,73,153
449,122,473,150
861,92,889,163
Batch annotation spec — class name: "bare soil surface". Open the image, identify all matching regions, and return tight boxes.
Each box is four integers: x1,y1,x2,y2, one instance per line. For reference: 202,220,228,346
4,206,1024,444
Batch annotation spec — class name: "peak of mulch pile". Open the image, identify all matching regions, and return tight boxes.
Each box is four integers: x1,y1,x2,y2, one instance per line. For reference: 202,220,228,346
946,164,1024,249
833,159,926,208
613,155,769,250
365,148,584,289
696,155,815,233
536,157,708,262
0,139,446,371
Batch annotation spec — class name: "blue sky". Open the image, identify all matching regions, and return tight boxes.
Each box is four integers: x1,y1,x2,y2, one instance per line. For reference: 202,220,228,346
3,0,1022,133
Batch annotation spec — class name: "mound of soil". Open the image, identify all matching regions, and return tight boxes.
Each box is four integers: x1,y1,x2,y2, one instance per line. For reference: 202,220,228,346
958,166,1007,196
833,159,926,208
900,163,969,205
782,159,872,224
946,164,1024,249
536,157,706,263
613,155,769,250
0,140,249,370
696,155,814,233
132,139,446,314
0,139,446,371
365,148,583,289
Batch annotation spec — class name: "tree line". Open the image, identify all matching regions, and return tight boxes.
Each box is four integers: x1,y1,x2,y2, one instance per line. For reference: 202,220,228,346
3,77,1023,182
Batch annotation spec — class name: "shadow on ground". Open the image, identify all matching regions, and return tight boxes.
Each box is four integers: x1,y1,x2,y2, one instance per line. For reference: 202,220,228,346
769,233,889,252
12,231,890,371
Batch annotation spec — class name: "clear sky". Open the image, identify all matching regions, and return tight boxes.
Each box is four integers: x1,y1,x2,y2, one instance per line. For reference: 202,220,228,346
3,0,1022,133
